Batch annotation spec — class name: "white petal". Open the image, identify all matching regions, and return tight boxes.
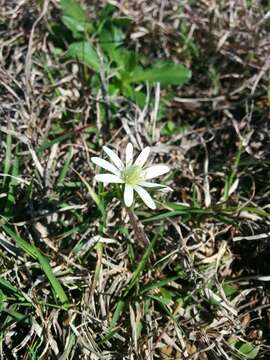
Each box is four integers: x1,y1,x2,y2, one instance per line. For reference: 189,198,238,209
91,157,120,176
143,165,170,180
124,184,134,207
94,174,124,183
158,186,173,193
134,185,156,210
139,181,173,191
134,147,150,167
103,146,124,170
125,143,133,166
139,181,164,188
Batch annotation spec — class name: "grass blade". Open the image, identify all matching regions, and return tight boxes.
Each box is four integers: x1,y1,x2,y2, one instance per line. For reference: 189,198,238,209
2,224,69,306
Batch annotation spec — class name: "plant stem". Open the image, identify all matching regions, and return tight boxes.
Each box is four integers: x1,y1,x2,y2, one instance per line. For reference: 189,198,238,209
126,208,149,247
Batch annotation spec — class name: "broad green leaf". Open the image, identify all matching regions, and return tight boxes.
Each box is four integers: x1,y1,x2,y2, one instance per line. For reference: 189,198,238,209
67,41,101,72
121,82,146,107
99,27,125,54
110,49,137,71
129,90,147,108
61,0,89,23
130,61,191,86
60,0,93,35
62,16,92,35
112,17,132,27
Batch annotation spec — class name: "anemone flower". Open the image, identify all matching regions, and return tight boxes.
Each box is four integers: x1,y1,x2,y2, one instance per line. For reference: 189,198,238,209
91,143,171,209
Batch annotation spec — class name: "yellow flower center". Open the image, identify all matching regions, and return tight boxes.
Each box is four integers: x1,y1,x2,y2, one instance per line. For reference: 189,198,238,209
122,165,143,185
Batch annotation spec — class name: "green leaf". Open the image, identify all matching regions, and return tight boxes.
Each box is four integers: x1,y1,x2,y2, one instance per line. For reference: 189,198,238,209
5,154,19,214
62,16,92,35
150,294,171,306
110,299,125,330
141,275,182,294
160,120,177,136
36,252,69,307
57,146,73,187
2,225,69,306
222,283,238,298
110,49,137,71
228,338,260,360
60,0,89,23
3,134,12,186
121,83,146,107
148,295,171,315
37,131,76,156
124,235,157,296
67,41,101,72
238,342,259,359
166,203,206,212
0,278,24,300
60,0,94,35
74,170,104,217
0,289,5,311
130,61,191,86
100,299,125,344
239,206,270,219
99,27,125,54
58,333,77,360
3,307,29,322
141,210,191,223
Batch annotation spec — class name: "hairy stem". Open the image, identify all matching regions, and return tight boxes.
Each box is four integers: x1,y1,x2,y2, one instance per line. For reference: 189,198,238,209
126,208,149,247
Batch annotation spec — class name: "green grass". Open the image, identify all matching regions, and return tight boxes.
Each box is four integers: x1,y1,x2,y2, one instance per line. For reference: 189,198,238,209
0,1,269,359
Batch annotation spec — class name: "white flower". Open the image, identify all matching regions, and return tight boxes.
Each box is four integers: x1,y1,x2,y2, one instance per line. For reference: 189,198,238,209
91,143,171,209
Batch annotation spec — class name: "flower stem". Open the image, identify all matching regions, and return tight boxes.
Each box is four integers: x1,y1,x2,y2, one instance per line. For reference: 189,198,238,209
126,208,149,247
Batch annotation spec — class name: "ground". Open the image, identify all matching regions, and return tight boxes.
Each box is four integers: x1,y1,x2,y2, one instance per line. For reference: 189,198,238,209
0,0,270,359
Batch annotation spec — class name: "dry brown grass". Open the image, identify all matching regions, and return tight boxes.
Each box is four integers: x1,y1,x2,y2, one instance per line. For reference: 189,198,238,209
0,0,270,359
